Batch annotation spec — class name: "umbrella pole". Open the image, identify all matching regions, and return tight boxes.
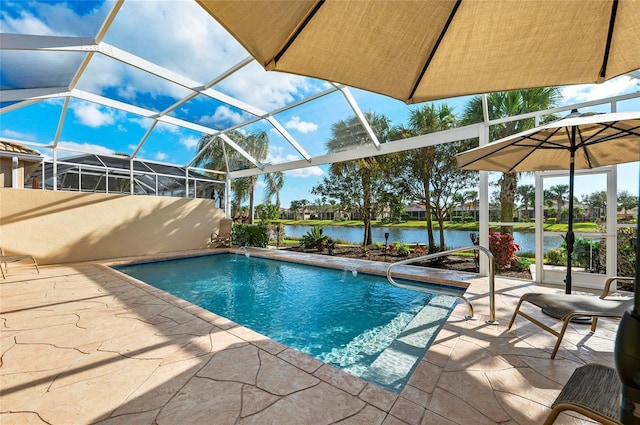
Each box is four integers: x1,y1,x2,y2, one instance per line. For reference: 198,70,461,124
564,131,576,294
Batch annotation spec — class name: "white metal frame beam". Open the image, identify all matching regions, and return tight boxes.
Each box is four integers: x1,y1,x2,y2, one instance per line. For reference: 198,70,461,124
229,124,481,178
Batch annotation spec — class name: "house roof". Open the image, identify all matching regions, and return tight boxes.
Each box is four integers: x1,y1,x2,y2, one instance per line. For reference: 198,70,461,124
0,140,42,157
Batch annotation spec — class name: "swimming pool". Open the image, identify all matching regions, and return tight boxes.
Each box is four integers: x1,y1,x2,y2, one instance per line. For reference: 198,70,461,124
115,253,464,393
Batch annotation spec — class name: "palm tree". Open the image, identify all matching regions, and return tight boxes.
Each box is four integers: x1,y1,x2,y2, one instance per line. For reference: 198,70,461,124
290,199,309,220
397,103,457,252
263,171,285,212
194,134,229,208
618,190,638,220
194,130,269,222
461,88,561,232
548,184,570,222
582,191,607,221
516,184,536,221
324,112,391,246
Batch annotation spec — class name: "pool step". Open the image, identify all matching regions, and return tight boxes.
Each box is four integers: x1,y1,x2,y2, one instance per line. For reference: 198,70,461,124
360,295,457,393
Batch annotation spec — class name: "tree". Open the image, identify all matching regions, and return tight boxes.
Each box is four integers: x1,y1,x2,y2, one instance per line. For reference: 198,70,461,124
255,202,279,221
316,111,392,246
263,171,285,212
582,191,607,221
233,131,269,224
195,130,269,221
547,184,569,222
516,184,536,221
194,134,229,209
393,103,458,252
429,141,478,249
461,88,561,232
289,199,309,220
618,190,638,220
452,190,478,223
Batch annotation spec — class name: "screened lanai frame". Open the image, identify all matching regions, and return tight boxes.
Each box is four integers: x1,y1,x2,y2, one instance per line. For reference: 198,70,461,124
1,0,638,284
26,153,224,200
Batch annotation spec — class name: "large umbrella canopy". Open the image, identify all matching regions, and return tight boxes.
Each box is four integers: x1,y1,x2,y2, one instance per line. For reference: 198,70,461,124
198,0,640,104
456,110,640,297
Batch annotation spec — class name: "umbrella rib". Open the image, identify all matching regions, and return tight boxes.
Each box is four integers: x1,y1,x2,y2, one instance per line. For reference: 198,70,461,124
274,0,325,65
576,121,640,167
408,0,462,101
458,136,535,172
599,0,619,80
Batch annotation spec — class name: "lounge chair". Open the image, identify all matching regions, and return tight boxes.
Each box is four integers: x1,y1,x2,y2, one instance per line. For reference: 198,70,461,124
507,276,633,359
1,247,40,279
210,218,233,247
543,363,621,425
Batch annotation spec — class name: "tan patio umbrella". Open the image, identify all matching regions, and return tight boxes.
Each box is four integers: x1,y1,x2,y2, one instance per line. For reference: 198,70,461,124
457,111,640,421
455,110,640,295
198,0,640,104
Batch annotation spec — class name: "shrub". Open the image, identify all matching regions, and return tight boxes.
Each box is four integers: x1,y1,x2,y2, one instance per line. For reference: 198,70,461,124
616,227,636,277
396,243,410,257
511,256,531,272
545,248,566,266
572,237,601,271
488,231,520,271
232,224,268,248
300,225,329,252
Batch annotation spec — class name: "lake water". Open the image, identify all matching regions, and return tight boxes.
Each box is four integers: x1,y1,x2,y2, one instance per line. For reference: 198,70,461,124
284,225,563,254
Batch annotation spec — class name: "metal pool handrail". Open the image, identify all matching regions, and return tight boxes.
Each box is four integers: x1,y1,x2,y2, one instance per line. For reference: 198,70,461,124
386,245,497,324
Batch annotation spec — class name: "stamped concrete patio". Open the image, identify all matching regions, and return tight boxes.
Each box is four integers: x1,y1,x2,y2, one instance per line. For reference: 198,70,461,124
1,248,624,424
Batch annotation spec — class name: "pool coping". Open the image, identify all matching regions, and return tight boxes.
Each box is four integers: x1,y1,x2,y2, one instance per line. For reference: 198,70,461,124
108,248,467,395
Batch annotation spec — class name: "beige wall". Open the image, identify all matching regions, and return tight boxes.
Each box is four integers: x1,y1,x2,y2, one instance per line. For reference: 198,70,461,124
0,188,224,264
0,157,23,188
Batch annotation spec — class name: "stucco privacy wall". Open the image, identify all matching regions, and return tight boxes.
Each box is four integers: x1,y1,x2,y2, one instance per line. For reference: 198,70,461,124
0,188,222,264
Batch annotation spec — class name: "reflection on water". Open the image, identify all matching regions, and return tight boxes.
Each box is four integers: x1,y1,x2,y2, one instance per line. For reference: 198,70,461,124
284,225,564,253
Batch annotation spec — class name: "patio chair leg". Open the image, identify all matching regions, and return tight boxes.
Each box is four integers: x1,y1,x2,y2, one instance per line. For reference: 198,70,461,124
507,297,526,330
591,317,599,332
31,257,40,273
542,406,563,425
551,318,573,359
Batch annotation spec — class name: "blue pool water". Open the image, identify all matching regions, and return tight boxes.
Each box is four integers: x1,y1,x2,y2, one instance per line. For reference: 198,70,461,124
115,254,463,393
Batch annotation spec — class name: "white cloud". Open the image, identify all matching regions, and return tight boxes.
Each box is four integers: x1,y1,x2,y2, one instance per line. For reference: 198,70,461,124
155,152,168,161
200,106,247,127
218,62,319,111
180,136,199,150
284,167,324,178
561,76,638,104
265,146,324,177
155,121,181,134
285,116,318,134
1,1,111,37
1,129,37,141
70,102,116,128
56,141,115,157
266,146,298,165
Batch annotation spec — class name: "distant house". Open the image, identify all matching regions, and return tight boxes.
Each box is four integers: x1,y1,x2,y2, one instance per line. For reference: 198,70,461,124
0,141,43,189
405,203,427,220
280,207,313,220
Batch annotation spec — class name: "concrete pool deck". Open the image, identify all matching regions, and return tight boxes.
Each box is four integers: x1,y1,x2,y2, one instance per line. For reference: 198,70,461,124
1,248,625,424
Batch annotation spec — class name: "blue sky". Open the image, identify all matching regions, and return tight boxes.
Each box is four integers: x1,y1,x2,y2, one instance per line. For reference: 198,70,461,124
1,0,639,207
